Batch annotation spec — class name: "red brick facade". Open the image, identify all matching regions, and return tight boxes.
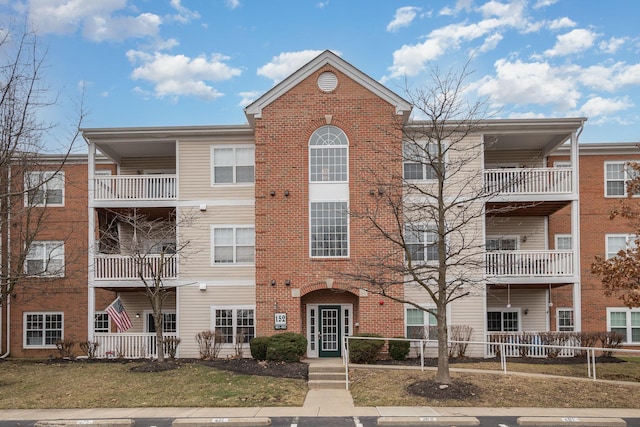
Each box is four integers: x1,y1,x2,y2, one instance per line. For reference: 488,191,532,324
253,63,405,340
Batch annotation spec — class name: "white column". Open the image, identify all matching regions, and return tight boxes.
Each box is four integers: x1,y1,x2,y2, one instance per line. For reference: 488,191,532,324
87,143,96,341
570,130,582,331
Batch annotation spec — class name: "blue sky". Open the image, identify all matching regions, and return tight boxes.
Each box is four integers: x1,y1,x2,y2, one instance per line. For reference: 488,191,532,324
3,0,640,150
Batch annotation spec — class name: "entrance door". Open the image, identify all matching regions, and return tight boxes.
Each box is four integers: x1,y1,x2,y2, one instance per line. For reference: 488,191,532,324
319,305,341,357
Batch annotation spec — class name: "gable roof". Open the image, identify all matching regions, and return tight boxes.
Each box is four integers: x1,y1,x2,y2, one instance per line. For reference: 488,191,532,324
244,50,412,124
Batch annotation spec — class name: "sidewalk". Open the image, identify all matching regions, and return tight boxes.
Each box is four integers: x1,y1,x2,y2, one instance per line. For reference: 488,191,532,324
2,359,639,422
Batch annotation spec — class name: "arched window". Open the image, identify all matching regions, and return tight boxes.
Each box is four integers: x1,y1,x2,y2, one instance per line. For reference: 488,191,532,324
309,125,348,182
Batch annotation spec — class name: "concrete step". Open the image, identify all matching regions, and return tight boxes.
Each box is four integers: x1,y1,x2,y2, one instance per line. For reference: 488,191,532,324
309,372,344,381
308,365,344,374
308,379,347,390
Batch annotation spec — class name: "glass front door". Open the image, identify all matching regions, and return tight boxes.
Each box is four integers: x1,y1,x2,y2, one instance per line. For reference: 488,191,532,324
319,305,341,357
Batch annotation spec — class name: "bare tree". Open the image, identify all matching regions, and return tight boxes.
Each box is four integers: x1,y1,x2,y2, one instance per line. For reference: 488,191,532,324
342,64,505,384
98,208,193,362
0,21,84,335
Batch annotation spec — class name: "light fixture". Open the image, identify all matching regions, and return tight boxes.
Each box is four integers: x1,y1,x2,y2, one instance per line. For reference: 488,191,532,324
270,190,275,196
284,190,289,197
524,308,529,315
135,313,140,319
273,302,278,310
549,284,553,307
285,279,291,286
271,279,276,286
199,283,207,291
506,284,511,308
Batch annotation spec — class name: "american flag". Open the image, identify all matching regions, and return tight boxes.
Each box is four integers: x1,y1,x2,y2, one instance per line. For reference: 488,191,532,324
105,297,133,332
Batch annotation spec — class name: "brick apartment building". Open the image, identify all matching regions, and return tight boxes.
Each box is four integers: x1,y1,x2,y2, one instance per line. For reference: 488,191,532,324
11,50,632,359
550,143,640,345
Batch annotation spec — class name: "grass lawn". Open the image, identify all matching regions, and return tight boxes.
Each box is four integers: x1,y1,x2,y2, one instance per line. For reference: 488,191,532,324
0,360,307,409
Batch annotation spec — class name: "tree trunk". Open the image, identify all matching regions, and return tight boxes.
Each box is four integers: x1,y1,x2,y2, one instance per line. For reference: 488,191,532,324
435,305,451,384
153,292,164,363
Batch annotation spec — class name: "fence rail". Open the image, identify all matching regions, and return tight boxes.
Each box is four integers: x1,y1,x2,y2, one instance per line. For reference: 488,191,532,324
93,175,177,201
94,254,177,280
484,167,572,195
94,333,178,359
485,250,573,276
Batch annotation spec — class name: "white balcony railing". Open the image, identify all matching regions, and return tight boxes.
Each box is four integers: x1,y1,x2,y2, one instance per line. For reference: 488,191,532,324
94,333,178,359
94,254,177,280
484,168,572,195
485,250,573,276
93,175,177,201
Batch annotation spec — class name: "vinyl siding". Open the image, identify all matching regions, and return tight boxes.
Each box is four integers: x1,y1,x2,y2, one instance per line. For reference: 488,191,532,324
117,293,177,333
178,284,256,358
485,150,546,168
486,216,547,250
120,157,176,175
487,288,547,332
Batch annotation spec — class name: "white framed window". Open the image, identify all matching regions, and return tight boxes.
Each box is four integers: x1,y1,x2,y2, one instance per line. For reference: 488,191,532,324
607,308,640,343
309,125,348,183
403,141,439,181
555,234,572,250
606,234,635,259
94,312,110,333
25,241,65,277
310,201,349,257
405,224,438,262
405,307,437,339
25,171,64,206
557,308,574,332
212,306,255,344
487,310,519,332
605,161,639,197
24,312,63,348
211,226,255,264
486,236,518,251
211,146,255,184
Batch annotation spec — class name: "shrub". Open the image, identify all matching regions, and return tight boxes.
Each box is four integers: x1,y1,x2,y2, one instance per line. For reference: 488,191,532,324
266,333,307,362
448,325,473,358
163,337,181,359
55,339,76,359
195,330,223,359
250,336,271,360
348,333,384,364
388,338,410,361
598,331,624,357
79,340,100,359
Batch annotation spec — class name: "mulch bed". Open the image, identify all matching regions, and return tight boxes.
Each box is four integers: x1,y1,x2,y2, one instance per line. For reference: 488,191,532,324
407,379,481,401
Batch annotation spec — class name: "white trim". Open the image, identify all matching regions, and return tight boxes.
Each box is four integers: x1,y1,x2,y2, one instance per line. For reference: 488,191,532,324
606,307,640,344
24,170,65,207
23,312,64,349
309,201,350,258
556,307,575,332
306,303,352,358
210,225,256,266
210,145,255,186
604,160,639,198
211,305,256,346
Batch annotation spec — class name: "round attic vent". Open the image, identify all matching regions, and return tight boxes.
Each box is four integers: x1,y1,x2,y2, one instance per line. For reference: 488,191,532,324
318,72,338,92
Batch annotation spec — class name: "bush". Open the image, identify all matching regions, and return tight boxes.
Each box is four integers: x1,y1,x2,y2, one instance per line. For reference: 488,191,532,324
250,336,271,360
163,337,181,359
195,330,224,359
79,340,100,359
266,333,307,362
598,331,624,357
55,339,76,359
388,338,410,361
348,333,384,364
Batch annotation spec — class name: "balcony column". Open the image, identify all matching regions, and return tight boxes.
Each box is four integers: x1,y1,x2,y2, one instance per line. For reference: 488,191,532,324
570,129,581,332
87,142,96,341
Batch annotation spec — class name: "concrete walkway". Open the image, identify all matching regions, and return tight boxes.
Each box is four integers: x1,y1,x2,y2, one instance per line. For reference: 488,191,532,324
1,358,639,422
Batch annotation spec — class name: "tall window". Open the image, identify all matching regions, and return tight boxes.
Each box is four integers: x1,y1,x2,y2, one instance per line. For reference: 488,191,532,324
405,224,438,262
403,141,438,180
24,313,63,347
487,311,519,332
25,171,64,206
557,308,574,332
213,307,255,344
212,227,255,264
309,126,348,182
310,202,348,257
607,308,640,343
605,161,638,197
406,307,437,339
25,241,65,276
211,146,255,184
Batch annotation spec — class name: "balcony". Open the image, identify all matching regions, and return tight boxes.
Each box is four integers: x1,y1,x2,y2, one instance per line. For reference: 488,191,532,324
484,168,572,195
485,250,574,277
94,254,177,281
94,333,178,359
92,175,177,202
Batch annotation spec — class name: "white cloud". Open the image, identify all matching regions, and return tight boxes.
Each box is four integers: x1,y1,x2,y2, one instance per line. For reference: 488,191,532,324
548,17,575,31
579,96,633,117
533,0,558,9
577,62,640,92
544,28,597,57
599,37,626,54
474,59,581,111
127,50,242,100
439,0,472,16
238,90,262,107
257,50,325,82
169,0,200,24
83,12,162,42
226,0,240,9
316,1,329,8
478,32,503,53
387,6,421,32
387,0,531,79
